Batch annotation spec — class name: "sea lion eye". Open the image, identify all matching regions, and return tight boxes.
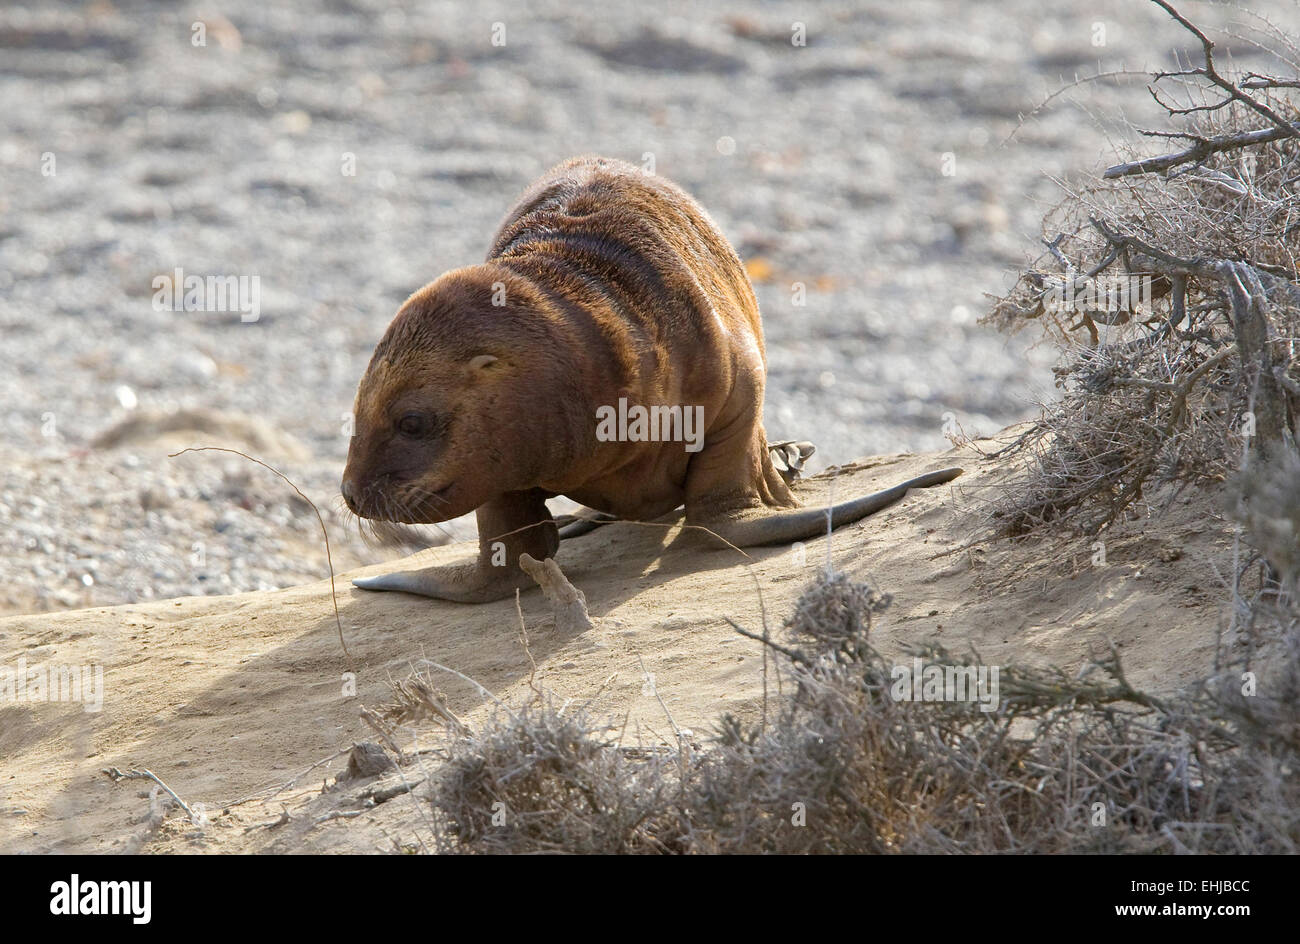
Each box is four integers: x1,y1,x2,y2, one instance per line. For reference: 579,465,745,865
396,412,430,438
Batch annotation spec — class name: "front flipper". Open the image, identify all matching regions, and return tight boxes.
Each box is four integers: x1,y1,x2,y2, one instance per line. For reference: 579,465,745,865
690,467,963,548
352,561,538,603
352,489,559,603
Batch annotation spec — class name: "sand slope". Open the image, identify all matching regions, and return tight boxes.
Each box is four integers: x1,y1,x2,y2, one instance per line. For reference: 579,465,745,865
0,434,1233,854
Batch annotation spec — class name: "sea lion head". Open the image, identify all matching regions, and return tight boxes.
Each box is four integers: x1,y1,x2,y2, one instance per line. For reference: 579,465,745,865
340,266,565,524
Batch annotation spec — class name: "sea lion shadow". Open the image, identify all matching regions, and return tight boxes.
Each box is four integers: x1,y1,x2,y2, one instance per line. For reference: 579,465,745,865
549,511,796,620
33,520,796,849
37,583,599,850
34,592,567,850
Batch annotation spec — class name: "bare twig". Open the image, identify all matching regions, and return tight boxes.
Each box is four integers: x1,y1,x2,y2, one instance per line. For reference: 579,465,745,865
169,446,351,662
103,766,198,823
1104,123,1300,178
1149,0,1299,133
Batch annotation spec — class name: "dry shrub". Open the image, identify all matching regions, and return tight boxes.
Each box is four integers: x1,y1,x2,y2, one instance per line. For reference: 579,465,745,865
986,5,1299,541
419,571,1299,854
427,704,682,854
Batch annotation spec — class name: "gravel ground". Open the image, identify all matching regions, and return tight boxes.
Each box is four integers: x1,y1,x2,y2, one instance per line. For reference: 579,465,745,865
2,0,1293,611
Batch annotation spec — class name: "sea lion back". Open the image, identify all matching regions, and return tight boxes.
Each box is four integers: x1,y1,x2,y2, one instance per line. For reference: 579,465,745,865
486,156,764,352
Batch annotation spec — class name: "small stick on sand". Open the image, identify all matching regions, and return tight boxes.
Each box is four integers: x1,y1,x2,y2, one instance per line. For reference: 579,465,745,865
103,766,198,823
518,553,594,633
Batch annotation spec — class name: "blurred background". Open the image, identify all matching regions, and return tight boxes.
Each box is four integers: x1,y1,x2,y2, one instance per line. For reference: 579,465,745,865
2,0,1288,612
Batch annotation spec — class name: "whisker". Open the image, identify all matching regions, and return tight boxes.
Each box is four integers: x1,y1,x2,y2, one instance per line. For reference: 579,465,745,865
396,487,458,544
347,482,459,550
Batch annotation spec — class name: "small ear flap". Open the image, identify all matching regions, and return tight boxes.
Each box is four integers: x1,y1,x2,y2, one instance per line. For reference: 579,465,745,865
469,354,499,370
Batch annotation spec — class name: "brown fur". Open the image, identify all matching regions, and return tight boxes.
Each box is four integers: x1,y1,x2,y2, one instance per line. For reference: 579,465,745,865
342,156,959,602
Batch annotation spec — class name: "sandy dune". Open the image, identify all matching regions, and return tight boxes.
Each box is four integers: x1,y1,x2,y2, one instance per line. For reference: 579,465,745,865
0,434,1233,853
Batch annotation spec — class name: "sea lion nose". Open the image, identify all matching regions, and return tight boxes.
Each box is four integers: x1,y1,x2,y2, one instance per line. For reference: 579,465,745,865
341,478,358,511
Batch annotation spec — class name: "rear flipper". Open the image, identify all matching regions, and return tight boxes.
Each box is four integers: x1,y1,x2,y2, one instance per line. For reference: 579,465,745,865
352,489,558,603
690,467,962,548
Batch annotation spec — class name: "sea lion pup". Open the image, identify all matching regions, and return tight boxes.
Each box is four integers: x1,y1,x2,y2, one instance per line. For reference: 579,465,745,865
341,156,961,603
